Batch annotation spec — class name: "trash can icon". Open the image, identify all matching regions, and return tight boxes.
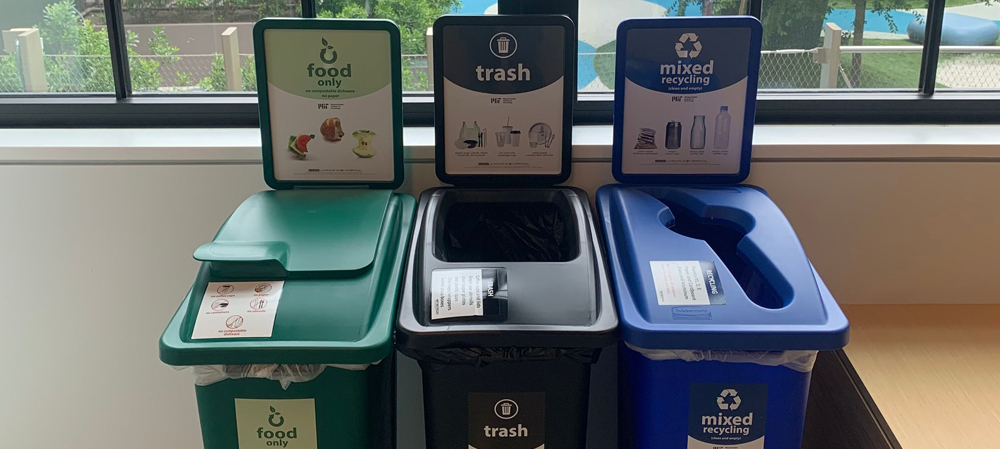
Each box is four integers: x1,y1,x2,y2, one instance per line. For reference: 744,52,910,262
497,400,515,418
497,36,510,54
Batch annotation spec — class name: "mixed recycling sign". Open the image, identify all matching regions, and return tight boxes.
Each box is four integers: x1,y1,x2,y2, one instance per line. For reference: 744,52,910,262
615,18,761,179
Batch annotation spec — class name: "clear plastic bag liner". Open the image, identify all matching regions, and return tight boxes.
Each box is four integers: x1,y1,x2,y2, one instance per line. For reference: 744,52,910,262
626,344,818,373
408,347,599,370
179,363,375,389
442,203,573,262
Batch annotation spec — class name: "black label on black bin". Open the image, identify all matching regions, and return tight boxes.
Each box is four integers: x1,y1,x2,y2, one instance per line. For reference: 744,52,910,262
469,392,545,449
688,383,767,449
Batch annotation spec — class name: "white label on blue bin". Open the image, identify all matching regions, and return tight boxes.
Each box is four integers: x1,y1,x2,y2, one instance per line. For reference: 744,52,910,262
192,281,284,339
431,269,484,320
688,384,767,449
235,398,318,449
650,261,725,306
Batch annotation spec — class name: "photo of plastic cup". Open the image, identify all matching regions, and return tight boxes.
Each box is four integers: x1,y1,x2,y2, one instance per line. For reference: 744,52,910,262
529,130,539,148
510,131,521,147
496,131,506,147
502,125,514,143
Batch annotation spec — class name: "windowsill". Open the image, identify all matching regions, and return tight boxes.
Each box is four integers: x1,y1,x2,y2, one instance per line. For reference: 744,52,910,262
1,124,999,164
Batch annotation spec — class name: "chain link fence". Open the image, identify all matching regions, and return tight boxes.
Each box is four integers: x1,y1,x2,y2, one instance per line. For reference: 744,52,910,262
938,52,1000,89
0,52,24,93
761,50,821,89
582,47,1000,91
6,47,1000,93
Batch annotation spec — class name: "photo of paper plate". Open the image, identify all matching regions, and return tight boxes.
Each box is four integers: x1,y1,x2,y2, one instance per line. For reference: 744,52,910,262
528,122,553,148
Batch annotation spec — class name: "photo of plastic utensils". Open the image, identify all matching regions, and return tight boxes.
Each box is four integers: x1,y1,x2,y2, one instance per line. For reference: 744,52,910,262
545,133,554,148
502,117,514,144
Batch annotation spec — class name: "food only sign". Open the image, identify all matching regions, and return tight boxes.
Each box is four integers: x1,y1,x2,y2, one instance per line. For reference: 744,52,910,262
254,19,403,187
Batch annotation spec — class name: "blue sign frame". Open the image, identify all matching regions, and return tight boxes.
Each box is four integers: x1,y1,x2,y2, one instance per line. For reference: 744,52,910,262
612,17,762,185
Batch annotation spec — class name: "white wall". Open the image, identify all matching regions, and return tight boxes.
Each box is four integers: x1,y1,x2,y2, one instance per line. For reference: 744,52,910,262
2,127,1000,448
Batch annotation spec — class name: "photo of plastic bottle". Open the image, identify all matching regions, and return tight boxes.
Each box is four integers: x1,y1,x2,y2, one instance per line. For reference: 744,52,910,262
691,115,706,149
714,106,731,149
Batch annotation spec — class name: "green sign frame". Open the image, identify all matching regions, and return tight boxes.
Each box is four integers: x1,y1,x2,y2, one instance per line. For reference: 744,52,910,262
253,18,404,190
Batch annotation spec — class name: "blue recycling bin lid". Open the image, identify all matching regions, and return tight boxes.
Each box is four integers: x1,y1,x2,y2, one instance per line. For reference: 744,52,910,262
596,184,849,351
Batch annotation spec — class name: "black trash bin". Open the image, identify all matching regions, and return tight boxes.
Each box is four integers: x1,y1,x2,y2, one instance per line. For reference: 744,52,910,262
396,14,617,449
397,188,618,449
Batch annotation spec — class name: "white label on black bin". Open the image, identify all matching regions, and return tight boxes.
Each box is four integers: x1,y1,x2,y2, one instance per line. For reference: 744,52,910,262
469,392,545,449
688,383,767,449
431,269,484,320
191,281,284,339
650,261,725,306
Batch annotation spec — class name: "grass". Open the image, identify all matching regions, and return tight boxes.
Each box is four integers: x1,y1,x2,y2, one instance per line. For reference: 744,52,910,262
828,0,984,8
838,38,924,88
592,38,943,89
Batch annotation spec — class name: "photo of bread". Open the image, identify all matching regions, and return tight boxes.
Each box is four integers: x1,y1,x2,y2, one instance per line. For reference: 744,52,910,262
320,117,345,142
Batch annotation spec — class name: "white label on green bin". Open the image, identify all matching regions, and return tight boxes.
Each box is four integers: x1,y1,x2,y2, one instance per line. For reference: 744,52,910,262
430,269,484,320
688,384,766,449
235,398,317,449
650,261,725,306
192,281,284,339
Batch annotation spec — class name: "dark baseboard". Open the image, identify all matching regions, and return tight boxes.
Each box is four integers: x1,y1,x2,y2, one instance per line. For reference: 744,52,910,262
803,350,903,449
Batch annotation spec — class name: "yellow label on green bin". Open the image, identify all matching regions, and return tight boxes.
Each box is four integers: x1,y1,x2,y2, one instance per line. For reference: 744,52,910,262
235,398,318,449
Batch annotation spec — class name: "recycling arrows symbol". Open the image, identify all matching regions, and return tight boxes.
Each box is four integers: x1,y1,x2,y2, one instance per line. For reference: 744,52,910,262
675,33,702,58
717,389,741,410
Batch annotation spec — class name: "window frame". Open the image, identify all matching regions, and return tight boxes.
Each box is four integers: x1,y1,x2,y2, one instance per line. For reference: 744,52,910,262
2,0,999,127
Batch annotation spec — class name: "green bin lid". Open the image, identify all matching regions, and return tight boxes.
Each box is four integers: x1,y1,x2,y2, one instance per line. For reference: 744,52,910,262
194,190,391,274
159,191,416,366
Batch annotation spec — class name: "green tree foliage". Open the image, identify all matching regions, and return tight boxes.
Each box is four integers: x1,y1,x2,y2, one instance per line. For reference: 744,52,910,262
760,0,832,50
317,0,458,90
0,54,21,92
28,1,181,92
39,0,82,55
124,0,291,23
199,54,258,91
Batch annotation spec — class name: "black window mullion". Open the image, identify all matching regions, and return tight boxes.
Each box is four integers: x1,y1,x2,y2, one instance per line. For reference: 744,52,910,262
918,0,947,95
748,0,763,20
104,0,132,100
302,0,317,18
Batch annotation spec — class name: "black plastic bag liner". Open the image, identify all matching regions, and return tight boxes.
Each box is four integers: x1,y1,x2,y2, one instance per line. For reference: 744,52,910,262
441,202,575,262
402,347,601,369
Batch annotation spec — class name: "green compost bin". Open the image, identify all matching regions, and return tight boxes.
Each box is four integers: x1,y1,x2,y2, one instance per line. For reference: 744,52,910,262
160,189,415,449
160,18,411,449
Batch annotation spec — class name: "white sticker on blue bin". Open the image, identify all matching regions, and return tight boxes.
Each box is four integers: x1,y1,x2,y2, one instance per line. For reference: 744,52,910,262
191,281,284,339
431,269,484,320
650,261,725,306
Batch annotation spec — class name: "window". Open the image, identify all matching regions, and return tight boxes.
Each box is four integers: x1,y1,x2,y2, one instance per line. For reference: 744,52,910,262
936,0,1000,89
121,1,302,93
1,1,115,93
0,0,996,126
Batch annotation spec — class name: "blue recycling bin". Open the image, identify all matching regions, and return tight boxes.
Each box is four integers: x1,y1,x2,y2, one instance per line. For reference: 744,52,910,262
597,185,850,449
